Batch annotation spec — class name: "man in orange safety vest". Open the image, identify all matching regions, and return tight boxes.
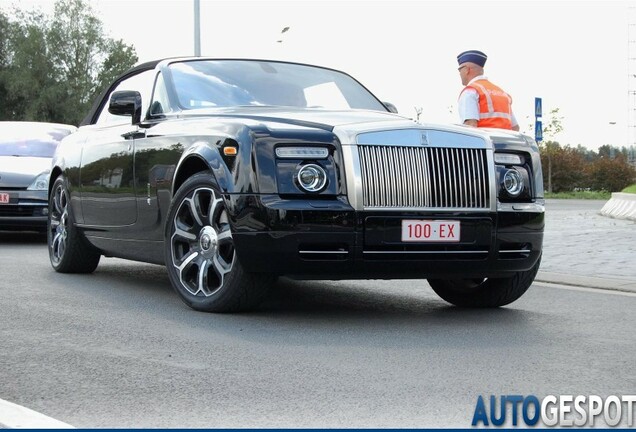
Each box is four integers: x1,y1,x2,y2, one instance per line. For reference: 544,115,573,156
457,50,519,131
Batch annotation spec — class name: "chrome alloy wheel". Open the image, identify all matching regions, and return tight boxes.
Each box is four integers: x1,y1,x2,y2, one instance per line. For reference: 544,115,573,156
49,182,69,264
170,187,235,297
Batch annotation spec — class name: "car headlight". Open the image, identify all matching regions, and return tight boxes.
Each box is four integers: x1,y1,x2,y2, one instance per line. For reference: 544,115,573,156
494,153,524,165
502,169,524,197
27,171,50,191
276,147,329,159
296,164,328,192
497,166,530,201
274,145,338,196
495,152,532,201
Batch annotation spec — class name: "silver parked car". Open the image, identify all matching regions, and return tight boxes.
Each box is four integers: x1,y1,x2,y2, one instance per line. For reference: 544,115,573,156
0,121,76,231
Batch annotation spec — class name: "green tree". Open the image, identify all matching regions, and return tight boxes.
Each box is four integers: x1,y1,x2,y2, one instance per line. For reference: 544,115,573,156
545,144,588,192
537,108,564,193
46,0,138,123
587,155,636,192
0,11,7,62
0,0,138,125
575,144,597,162
94,38,139,98
1,8,56,121
0,10,11,119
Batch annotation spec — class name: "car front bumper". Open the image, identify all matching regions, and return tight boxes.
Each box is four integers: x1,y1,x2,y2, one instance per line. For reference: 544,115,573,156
0,189,48,230
230,195,544,279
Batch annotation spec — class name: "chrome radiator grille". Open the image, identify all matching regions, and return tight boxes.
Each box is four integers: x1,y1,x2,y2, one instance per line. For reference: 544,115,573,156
358,145,490,209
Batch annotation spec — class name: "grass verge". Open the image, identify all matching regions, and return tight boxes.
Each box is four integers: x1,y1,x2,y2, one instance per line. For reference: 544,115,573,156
544,191,611,200
622,184,636,194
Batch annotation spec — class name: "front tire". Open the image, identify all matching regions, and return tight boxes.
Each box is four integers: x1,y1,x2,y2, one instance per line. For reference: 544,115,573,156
48,176,101,273
428,256,541,308
165,172,273,312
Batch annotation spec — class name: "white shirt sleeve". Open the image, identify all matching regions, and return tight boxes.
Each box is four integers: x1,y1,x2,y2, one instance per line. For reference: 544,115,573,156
458,88,480,123
511,111,519,128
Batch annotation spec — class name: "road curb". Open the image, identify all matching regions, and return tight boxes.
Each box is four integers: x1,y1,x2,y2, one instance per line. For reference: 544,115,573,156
600,192,636,221
536,271,636,294
0,398,74,429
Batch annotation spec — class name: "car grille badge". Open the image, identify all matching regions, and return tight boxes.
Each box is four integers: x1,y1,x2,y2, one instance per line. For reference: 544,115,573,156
420,131,429,146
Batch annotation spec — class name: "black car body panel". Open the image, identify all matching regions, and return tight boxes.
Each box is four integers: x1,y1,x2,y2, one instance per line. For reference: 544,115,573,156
49,58,545,311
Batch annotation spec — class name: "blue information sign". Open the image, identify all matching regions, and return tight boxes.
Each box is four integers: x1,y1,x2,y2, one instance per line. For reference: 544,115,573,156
535,97,542,118
535,121,543,142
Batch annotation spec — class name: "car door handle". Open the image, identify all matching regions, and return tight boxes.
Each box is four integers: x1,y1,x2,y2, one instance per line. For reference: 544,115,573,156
121,130,146,140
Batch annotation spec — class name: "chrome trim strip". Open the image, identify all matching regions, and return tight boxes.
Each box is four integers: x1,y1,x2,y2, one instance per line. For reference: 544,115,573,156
362,207,492,213
466,148,473,207
499,250,532,254
363,250,489,255
356,128,488,148
299,250,350,254
497,201,546,213
486,147,496,210
340,145,364,210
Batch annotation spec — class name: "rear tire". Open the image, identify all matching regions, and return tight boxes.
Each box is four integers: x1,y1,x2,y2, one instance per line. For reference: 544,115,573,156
164,172,274,312
428,256,541,308
48,176,101,273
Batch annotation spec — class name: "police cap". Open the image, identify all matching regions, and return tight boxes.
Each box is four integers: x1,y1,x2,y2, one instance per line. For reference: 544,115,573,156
457,50,487,67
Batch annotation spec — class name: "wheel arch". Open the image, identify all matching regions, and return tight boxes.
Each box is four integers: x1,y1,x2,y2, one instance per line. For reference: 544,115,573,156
172,141,233,196
48,166,63,198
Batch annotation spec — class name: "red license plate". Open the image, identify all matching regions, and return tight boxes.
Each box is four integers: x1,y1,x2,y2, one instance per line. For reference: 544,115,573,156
401,220,460,242
0,193,9,204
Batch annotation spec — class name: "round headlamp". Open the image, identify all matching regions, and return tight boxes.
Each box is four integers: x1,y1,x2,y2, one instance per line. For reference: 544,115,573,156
296,164,327,193
503,169,524,197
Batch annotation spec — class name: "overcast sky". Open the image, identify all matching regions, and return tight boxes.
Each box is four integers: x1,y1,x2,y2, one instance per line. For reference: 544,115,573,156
5,0,635,151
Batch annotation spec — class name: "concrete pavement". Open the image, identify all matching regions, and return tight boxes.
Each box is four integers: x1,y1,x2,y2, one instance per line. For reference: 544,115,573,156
536,199,636,293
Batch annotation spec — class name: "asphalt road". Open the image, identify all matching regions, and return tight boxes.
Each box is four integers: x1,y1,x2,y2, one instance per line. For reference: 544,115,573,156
0,201,635,428
540,199,636,283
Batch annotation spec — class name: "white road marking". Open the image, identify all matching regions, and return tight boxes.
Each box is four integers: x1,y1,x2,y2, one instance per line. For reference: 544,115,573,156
535,281,636,297
0,398,74,429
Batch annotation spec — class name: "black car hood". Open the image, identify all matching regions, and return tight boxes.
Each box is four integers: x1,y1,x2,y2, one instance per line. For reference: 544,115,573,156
151,107,523,149
178,107,408,131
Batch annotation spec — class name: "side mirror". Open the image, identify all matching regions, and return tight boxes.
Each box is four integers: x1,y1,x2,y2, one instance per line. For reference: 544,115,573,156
109,90,142,125
383,102,398,114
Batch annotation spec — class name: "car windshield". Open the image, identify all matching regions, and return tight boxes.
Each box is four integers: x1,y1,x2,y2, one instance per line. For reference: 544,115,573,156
0,125,73,157
167,60,388,111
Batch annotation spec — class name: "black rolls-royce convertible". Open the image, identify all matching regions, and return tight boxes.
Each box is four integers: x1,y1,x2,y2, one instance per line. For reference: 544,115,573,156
48,58,544,312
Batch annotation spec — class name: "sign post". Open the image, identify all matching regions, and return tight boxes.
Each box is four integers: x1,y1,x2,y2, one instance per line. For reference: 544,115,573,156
534,97,543,142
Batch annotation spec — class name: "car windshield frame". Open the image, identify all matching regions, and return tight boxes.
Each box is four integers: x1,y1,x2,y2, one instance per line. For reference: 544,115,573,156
162,59,389,112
